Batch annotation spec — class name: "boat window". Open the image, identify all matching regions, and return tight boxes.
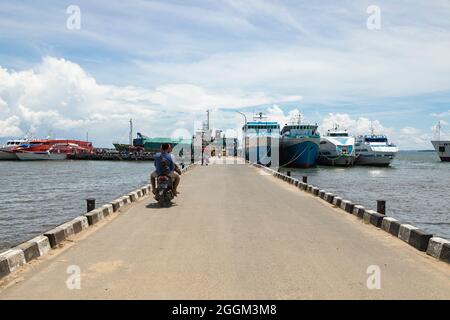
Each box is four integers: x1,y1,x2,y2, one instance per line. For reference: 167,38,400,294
439,146,445,153
320,141,327,144
365,138,387,143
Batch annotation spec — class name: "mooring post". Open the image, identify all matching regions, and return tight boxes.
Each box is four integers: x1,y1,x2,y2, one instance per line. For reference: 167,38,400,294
287,171,291,177
86,198,96,213
302,176,308,183
377,200,386,215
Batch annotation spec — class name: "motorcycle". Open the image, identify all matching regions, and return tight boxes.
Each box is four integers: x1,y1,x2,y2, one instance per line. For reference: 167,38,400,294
154,174,175,207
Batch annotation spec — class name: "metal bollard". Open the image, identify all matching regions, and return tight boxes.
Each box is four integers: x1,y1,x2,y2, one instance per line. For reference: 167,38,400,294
287,171,291,177
86,198,96,213
302,176,308,183
377,200,386,215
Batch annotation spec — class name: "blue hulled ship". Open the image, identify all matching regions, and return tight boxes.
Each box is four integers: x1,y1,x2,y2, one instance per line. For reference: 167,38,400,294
280,115,320,168
243,112,280,166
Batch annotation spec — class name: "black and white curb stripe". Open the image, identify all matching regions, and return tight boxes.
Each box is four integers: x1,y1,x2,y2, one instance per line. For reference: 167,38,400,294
252,163,450,265
0,183,155,281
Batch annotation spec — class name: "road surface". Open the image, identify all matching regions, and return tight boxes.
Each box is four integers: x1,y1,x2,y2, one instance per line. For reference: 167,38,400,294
1,163,449,299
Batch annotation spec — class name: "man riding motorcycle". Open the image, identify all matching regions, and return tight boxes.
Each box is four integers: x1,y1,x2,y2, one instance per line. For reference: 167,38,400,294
151,143,182,196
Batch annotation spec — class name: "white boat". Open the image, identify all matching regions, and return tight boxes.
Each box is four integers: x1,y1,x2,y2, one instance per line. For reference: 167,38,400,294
318,126,356,166
431,141,450,162
355,134,398,166
16,150,67,161
0,139,28,160
431,121,450,162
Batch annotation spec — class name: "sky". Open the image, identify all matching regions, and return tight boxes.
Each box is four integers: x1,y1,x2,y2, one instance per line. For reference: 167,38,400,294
1,0,450,149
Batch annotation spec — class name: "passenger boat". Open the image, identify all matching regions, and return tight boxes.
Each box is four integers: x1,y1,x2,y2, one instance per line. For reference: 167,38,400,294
14,139,94,161
355,134,398,166
0,139,29,160
431,121,450,162
243,112,280,166
318,126,356,166
279,114,320,168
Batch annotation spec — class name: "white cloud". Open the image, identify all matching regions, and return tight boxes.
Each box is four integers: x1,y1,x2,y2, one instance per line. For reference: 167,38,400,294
0,116,22,137
0,57,298,146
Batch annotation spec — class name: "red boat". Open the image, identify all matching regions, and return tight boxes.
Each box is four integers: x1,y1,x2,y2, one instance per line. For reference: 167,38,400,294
12,139,94,160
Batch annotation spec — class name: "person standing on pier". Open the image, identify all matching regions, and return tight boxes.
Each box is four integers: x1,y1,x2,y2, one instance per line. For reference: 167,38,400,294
151,143,182,196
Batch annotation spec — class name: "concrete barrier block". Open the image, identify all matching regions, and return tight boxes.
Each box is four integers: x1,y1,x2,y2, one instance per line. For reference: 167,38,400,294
352,205,365,219
44,227,66,248
70,216,89,234
441,243,450,264
110,199,120,212
293,180,299,187
136,189,143,198
409,229,433,252
0,249,26,273
84,208,104,226
325,193,335,204
312,187,320,196
426,237,450,261
128,192,137,202
17,235,51,261
141,186,147,195
363,210,384,227
122,195,130,204
380,217,400,236
0,257,9,278
340,200,354,213
380,217,399,235
398,224,419,243
17,240,40,263
59,222,75,238
307,185,313,193
101,204,114,217
318,190,326,199
332,197,342,207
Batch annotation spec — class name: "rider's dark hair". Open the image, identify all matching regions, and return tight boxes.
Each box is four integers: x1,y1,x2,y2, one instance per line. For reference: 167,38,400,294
161,143,171,151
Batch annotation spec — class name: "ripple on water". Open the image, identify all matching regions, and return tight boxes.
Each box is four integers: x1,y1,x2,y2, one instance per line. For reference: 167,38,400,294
283,151,450,239
0,160,152,251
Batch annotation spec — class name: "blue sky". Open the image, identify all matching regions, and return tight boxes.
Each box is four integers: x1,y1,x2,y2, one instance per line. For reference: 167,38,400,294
1,0,450,148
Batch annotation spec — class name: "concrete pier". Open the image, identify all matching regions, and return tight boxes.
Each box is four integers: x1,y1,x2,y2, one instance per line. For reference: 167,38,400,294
0,163,449,299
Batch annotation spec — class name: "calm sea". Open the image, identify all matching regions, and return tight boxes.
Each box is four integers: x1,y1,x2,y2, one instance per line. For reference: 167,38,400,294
280,151,450,239
0,161,152,251
1,152,449,251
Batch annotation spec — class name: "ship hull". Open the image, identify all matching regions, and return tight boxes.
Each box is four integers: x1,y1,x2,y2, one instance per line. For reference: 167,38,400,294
16,152,67,161
355,154,395,167
280,138,319,168
431,140,450,162
317,156,355,167
0,150,18,160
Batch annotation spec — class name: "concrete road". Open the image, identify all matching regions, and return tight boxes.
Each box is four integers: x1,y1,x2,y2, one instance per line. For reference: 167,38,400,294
1,163,449,299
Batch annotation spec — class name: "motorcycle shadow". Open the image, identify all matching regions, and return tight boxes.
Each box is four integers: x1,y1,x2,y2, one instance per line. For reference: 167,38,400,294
146,202,178,209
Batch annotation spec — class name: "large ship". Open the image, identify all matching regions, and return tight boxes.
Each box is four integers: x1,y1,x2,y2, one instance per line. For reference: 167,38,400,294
243,112,280,166
318,126,356,166
279,114,320,168
354,125,398,166
0,139,29,160
13,139,94,161
431,121,450,162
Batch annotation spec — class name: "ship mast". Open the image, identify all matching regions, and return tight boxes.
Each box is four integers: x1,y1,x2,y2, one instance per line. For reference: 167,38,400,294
437,120,441,141
129,118,133,146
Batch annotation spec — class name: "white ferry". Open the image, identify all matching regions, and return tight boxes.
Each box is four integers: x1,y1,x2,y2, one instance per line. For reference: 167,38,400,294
431,122,450,162
355,134,398,166
318,126,356,166
0,139,28,160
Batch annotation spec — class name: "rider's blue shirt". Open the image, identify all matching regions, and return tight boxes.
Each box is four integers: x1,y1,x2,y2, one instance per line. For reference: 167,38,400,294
154,152,175,175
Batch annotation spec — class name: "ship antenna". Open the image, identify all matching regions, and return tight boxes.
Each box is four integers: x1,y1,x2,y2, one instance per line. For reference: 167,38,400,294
370,120,375,136
437,120,441,141
129,118,133,146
